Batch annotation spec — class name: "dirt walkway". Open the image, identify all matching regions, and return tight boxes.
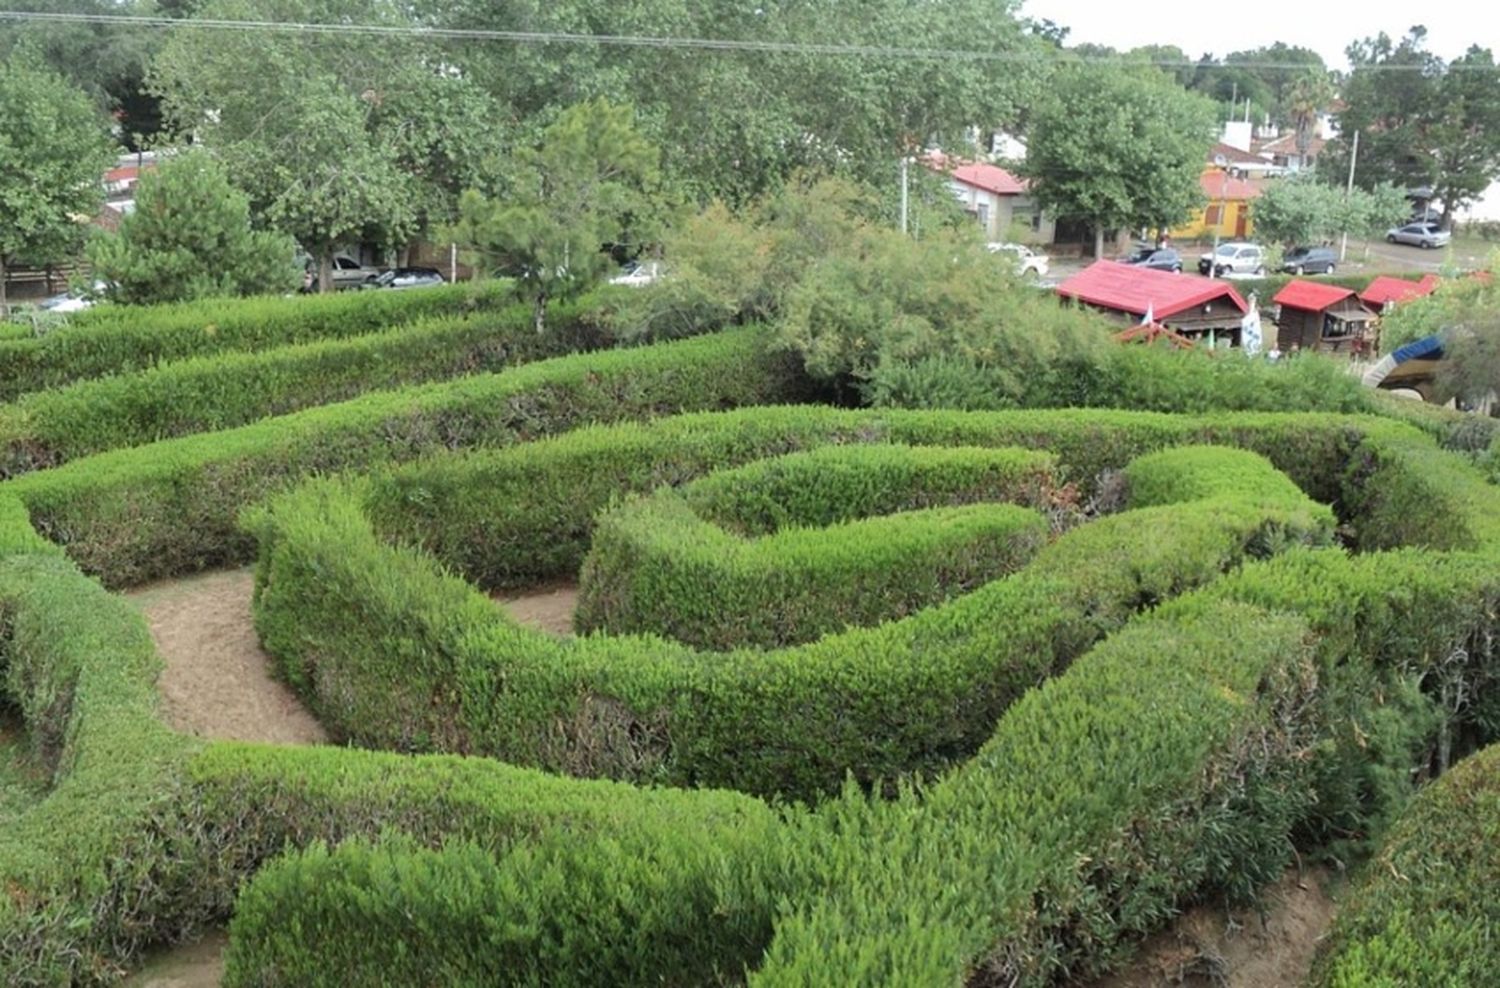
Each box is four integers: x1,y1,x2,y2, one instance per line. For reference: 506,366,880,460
494,581,579,636
127,568,326,745
123,930,227,988
1087,866,1339,988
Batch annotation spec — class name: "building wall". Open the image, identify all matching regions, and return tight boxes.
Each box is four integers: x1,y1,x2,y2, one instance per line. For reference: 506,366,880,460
946,181,1057,244
1170,199,1253,242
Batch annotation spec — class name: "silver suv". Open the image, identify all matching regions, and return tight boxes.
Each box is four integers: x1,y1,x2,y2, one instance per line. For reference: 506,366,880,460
1198,242,1265,277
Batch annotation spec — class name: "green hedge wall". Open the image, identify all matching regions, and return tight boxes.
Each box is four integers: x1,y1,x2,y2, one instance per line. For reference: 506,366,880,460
0,553,192,986
0,328,812,587
248,441,1330,800
576,445,1056,648
0,298,610,478
0,280,520,402
1311,742,1500,988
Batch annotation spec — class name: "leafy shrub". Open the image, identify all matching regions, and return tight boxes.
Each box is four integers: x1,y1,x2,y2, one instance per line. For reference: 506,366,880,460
0,299,610,477
1312,743,1500,987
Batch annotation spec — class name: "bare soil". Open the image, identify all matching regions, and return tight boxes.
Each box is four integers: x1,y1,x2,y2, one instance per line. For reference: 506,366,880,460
123,930,227,988
493,580,579,636
1086,866,1340,988
126,568,326,746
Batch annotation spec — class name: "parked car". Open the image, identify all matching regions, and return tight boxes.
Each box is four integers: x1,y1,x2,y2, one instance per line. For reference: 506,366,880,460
330,254,384,289
367,267,444,290
1119,246,1183,273
609,260,664,287
1198,242,1265,277
985,242,1051,279
35,279,111,313
1279,246,1338,275
1386,222,1451,249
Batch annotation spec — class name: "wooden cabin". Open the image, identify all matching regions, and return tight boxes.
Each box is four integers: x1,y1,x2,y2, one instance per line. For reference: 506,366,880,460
1056,261,1250,347
1272,281,1377,355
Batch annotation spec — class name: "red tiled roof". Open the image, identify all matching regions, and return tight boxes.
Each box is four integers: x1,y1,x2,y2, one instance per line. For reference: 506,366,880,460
104,166,139,184
1056,261,1248,320
1273,280,1356,311
948,161,1028,196
1259,132,1328,157
1200,171,1266,200
1359,274,1440,307
1209,142,1267,166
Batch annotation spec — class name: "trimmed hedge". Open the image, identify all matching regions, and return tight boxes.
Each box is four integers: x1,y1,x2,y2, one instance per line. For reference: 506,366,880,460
0,297,610,477
1,328,812,587
1311,742,1500,987
754,599,1323,986
248,441,1329,800
0,279,520,402
0,553,193,986
576,445,1056,648
360,406,1375,595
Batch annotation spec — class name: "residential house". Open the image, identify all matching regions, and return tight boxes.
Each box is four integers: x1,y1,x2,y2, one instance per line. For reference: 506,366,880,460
1360,274,1440,313
1056,261,1250,346
1208,142,1282,179
929,156,1056,244
1272,281,1377,355
1256,131,1326,173
1170,170,1265,242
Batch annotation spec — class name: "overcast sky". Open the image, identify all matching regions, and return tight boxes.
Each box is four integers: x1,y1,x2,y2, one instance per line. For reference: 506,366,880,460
1020,1,1499,69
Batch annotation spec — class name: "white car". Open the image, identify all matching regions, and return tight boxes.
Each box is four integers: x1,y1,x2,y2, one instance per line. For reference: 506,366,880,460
609,260,664,287
986,242,1050,279
1197,242,1265,277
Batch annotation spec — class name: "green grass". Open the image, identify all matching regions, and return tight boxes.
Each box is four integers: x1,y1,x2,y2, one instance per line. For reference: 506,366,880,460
0,712,44,827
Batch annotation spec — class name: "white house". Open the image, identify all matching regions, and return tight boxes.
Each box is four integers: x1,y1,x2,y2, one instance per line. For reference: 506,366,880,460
928,156,1056,244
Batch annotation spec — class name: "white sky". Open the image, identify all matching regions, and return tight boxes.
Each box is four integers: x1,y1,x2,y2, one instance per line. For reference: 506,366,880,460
1020,1,1499,70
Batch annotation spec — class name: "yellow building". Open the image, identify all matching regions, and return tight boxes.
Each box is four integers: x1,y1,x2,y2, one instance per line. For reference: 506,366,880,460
1170,169,1265,241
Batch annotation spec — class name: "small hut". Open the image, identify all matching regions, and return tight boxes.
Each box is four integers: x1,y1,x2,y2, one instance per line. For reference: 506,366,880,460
1272,281,1376,355
1056,261,1250,346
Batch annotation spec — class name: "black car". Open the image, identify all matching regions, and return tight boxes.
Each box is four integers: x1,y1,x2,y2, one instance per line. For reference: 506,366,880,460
1120,246,1183,273
1280,246,1337,275
368,267,445,290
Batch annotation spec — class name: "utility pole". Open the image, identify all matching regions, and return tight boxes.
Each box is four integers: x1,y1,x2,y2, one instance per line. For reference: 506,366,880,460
900,155,910,236
1339,129,1360,262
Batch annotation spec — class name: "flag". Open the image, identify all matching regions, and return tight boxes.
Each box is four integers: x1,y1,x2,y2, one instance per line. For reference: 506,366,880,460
1241,306,1263,357
1140,301,1153,326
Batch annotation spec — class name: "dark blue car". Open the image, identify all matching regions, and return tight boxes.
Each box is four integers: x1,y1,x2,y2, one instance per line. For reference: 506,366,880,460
1120,246,1183,273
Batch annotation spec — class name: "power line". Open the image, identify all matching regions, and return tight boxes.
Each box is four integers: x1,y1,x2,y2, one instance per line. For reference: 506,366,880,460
1,9,1495,71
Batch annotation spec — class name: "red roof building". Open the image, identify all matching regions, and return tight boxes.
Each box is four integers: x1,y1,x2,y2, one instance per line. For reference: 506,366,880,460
1199,171,1266,202
1273,281,1356,311
1272,280,1375,355
1360,274,1440,310
1056,261,1250,343
949,161,1028,196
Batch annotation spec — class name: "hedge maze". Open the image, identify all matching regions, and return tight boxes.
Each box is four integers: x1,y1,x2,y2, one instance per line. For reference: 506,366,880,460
1,288,1498,986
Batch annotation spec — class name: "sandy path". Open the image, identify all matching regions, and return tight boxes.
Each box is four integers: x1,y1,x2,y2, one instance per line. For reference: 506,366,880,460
127,568,327,746
1087,866,1339,988
494,581,579,636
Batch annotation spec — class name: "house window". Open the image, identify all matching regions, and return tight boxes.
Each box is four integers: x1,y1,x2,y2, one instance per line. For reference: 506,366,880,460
1205,204,1223,226
976,203,990,229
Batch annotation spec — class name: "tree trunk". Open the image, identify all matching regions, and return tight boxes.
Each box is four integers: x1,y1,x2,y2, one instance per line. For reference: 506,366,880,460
533,291,548,334
1093,224,1105,260
0,254,9,319
319,250,334,294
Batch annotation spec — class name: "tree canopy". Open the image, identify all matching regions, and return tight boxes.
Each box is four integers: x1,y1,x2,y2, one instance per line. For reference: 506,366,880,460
1021,64,1218,255
0,49,114,313
86,151,299,304
1251,175,1408,247
451,99,667,332
1327,29,1500,225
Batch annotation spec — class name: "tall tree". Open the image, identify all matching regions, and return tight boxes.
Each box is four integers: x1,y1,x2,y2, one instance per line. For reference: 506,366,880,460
1251,174,1407,247
1021,64,1218,257
150,0,504,288
451,99,668,332
1328,29,1500,226
0,50,114,314
86,151,298,304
